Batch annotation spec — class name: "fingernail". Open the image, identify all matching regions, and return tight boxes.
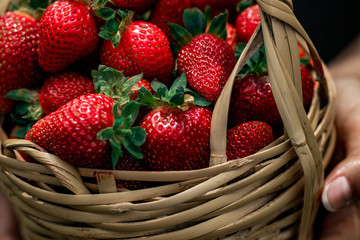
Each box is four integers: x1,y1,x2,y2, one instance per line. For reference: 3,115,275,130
322,176,352,212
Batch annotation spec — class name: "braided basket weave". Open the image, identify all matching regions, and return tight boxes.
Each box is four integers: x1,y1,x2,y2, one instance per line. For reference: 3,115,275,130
0,0,336,239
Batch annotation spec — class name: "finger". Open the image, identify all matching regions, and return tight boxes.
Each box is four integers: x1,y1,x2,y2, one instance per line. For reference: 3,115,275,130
322,76,360,212
322,155,360,212
319,201,360,240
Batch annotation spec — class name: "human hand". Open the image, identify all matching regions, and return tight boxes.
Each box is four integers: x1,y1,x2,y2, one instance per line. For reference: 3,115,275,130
318,75,360,239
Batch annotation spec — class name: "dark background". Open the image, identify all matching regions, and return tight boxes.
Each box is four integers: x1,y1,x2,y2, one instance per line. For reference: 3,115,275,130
293,0,360,63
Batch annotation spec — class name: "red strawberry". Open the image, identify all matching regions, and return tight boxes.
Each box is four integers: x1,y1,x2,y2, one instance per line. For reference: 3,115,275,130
114,156,150,190
0,11,43,114
177,33,236,103
138,74,212,171
229,65,314,129
170,9,236,103
130,78,154,100
111,0,157,13
149,0,191,42
141,105,212,170
25,94,115,167
38,0,100,73
226,23,237,49
227,121,274,160
25,93,147,168
39,71,96,115
100,21,175,85
235,4,260,43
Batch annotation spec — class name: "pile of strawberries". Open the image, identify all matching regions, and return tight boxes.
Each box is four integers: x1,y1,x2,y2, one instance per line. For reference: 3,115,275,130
0,0,314,190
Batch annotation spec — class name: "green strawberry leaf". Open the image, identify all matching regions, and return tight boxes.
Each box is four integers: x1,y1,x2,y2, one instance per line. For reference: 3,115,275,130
204,6,212,25
122,138,144,160
183,8,207,37
184,89,211,106
96,0,108,7
237,0,254,13
98,18,120,40
92,65,143,103
136,87,158,108
117,9,129,19
167,22,194,47
137,73,210,107
10,123,34,139
110,138,124,166
301,58,310,66
98,100,145,166
169,41,182,59
95,7,116,20
236,43,268,79
113,116,124,131
129,127,146,146
5,88,38,103
6,89,44,123
206,11,228,40
121,100,140,128
97,127,114,140
151,81,168,100
169,73,187,96
169,92,185,105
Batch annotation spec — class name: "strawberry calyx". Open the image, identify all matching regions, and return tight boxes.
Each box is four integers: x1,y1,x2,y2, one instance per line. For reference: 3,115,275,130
236,0,255,13
168,8,228,55
93,0,134,47
97,100,146,168
235,43,268,79
92,65,143,104
5,89,44,138
136,73,211,109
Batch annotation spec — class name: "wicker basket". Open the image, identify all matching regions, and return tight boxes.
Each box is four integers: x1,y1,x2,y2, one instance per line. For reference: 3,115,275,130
0,0,336,239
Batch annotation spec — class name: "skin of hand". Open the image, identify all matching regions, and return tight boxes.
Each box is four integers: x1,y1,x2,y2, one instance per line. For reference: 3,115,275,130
318,34,360,239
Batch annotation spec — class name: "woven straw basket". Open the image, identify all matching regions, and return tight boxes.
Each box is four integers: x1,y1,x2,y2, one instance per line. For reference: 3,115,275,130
0,0,336,239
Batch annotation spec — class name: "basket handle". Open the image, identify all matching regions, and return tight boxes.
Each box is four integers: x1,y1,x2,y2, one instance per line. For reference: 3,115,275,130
209,1,329,239
209,25,264,166
2,139,90,195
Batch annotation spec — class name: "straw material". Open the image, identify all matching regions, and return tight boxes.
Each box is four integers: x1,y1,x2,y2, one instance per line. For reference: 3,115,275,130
0,0,336,239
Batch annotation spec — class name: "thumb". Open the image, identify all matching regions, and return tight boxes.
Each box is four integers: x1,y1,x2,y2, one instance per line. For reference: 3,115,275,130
322,155,360,212
321,75,360,212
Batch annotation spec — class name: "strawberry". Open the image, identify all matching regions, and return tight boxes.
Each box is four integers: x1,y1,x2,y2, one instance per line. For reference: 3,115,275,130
38,0,100,73
0,10,43,114
229,65,314,130
226,121,274,160
100,20,175,85
39,71,96,115
169,9,236,103
235,3,260,43
226,23,237,49
110,0,157,13
25,94,146,168
149,0,191,42
113,155,150,190
138,74,212,171
25,94,114,167
5,71,95,137
130,78,154,100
